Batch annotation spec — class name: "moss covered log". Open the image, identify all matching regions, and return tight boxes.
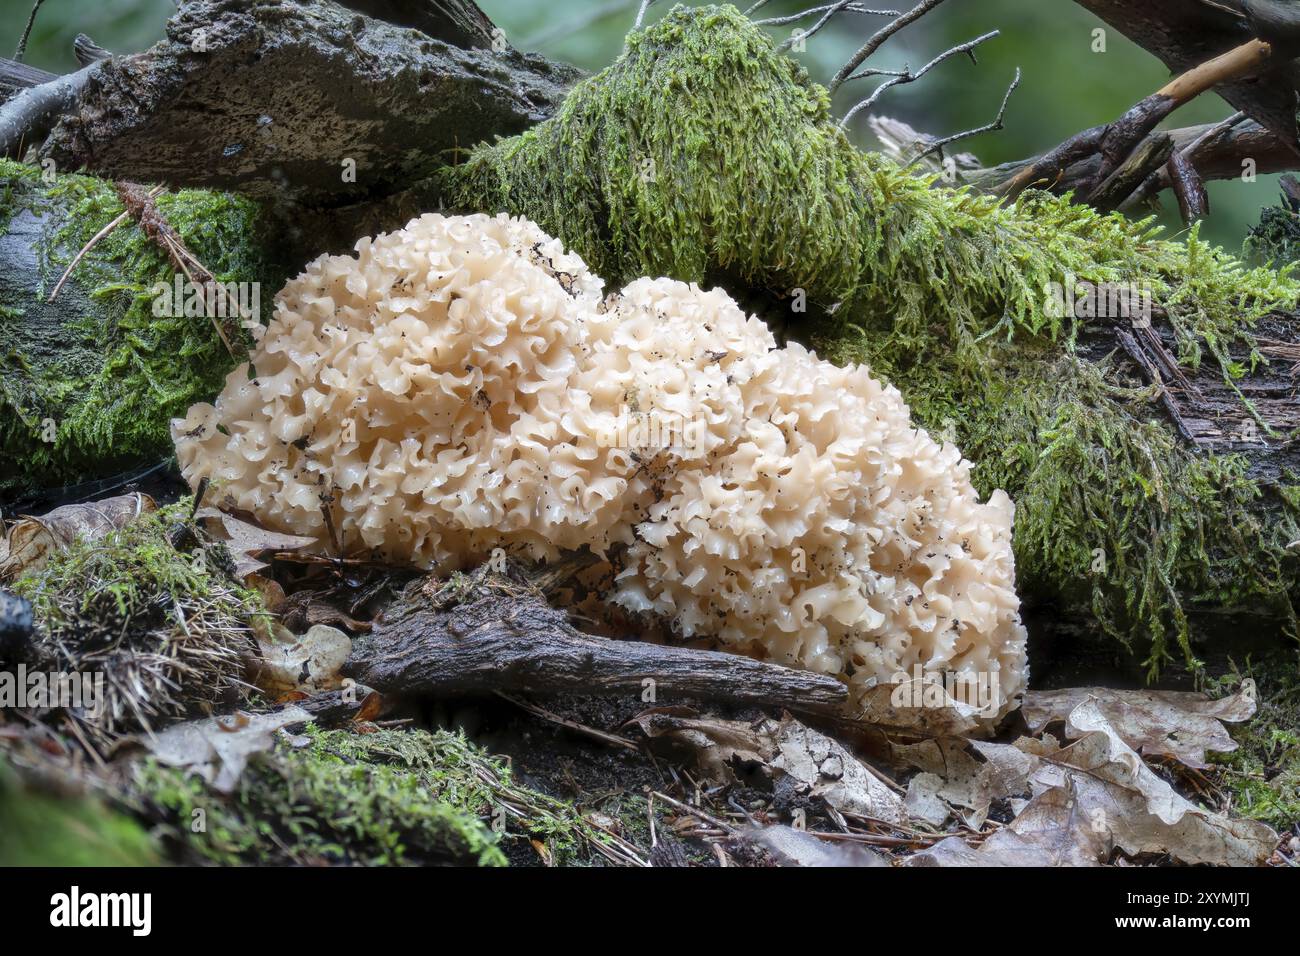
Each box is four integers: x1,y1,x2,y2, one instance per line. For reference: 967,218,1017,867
435,4,1300,671
0,159,285,500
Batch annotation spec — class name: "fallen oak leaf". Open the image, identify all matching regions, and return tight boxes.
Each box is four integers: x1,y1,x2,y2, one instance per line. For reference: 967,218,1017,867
141,704,312,794
891,736,1036,826
195,507,317,580
1023,682,1257,769
1024,699,1278,866
0,493,156,580
630,710,906,825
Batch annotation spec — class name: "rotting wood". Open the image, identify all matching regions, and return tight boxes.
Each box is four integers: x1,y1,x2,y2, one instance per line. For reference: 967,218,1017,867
29,0,580,209
345,569,850,716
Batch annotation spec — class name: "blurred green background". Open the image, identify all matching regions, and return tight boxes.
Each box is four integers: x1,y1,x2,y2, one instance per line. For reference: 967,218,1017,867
2,0,1284,248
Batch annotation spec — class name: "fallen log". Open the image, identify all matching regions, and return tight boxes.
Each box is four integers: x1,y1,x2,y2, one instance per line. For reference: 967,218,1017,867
345,570,850,716
0,158,284,503
32,0,580,209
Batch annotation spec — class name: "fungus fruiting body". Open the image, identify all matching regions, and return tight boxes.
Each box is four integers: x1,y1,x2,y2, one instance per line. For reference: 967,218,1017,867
174,212,1028,722
434,4,1300,672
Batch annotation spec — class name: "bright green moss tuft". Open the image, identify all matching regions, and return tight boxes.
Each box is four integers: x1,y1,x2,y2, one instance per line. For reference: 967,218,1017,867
1207,657,1300,831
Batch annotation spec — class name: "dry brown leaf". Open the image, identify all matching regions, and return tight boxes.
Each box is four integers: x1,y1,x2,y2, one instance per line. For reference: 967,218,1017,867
0,493,156,580
195,507,317,580
252,623,352,694
904,772,951,826
1023,682,1256,769
354,690,385,723
855,679,986,736
1025,699,1278,866
142,705,311,793
631,710,906,825
892,736,1035,824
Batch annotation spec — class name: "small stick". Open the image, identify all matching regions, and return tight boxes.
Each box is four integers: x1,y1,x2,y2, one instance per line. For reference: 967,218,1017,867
906,68,1020,168
495,692,641,751
14,0,47,63
47,186,164,304
999,39,1273,201
841,30,999,129
651,789,736,834
829,0,951,94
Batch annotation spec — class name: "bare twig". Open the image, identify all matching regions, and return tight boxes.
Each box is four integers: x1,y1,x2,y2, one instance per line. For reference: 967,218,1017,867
758,3,897,28
998,38,1274,200
496,692,641,751
1121,111,1248,209
0,60,97,157
959,117,1293,198
633,0,657,30
14,0,47,63
777,0,854,50
829,0,951,94
905,67,1020,168
1167,147,1211,222
651,790,737,834
47,186,164,304
840,30,999,129
1089,131,1174,210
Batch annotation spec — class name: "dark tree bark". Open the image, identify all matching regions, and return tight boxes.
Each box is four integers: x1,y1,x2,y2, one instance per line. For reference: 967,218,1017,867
345,576,851,716
1071,0,1300,151
35,0,580,208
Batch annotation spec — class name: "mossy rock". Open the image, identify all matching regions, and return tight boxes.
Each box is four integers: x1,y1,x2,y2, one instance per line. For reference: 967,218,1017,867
436,3,1300,672
0,159,287,500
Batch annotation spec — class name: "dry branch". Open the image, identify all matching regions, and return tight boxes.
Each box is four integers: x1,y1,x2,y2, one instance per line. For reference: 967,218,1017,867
1072,0,1300,150
829,0,950,94
345,571,850,715
960,118,1294,204
999,38,1275,201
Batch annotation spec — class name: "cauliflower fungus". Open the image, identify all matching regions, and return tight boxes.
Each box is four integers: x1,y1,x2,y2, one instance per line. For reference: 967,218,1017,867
173,213,1028,721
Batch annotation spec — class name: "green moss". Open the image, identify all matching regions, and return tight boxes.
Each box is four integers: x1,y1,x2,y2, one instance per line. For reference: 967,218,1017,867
1207,656,1300,831
1246,186,1300,268
0,757,160,866
436,4,1300,669
135,725,619,866
0,158,285,497
10,500,265,736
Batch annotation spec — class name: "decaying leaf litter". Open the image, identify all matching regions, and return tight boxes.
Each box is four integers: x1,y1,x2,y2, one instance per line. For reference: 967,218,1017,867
0,494,1294,867
3,0,1300,868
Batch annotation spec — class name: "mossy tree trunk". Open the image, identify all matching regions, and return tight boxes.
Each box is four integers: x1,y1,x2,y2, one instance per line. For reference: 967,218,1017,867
0,159,285,503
